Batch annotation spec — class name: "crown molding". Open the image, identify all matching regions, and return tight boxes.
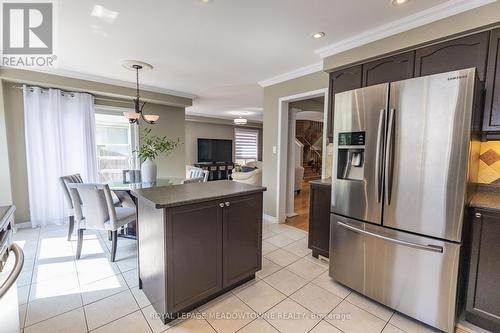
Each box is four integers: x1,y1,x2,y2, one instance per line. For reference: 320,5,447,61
15,67,197,100
315,0,496,59
185,111,263,125
258,62,323,88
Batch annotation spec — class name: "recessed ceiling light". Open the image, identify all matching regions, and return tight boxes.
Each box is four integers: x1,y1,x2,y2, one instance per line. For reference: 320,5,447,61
199,0,213,3
91,5,119,24
312,32,325,39
392,0,409,5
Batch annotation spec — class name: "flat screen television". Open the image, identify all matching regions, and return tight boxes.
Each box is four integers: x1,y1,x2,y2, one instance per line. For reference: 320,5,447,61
197,138,233,163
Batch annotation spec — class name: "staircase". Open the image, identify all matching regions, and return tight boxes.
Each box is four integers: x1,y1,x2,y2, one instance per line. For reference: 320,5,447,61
296,120,323,180
303,165,321,181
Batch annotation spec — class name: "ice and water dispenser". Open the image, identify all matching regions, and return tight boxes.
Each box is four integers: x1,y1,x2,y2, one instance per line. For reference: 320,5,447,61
337,131,365,181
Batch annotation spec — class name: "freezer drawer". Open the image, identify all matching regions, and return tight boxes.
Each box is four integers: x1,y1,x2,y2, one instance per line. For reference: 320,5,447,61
330,215,460,333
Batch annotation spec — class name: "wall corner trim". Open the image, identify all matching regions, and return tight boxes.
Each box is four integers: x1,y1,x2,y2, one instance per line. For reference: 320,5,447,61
263,214,278,224
258,62,323,88
315,0,496,59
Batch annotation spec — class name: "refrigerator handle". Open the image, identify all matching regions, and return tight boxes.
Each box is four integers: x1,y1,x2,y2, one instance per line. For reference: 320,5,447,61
375,109,385,203
384,108,395,205
337,221,444,253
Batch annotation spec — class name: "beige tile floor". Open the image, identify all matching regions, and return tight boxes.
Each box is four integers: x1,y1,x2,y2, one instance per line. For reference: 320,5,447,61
2,223,489,333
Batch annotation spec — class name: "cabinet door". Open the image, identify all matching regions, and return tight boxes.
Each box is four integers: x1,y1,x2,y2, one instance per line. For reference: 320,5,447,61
415,32,489,81
484,28,500,131
327,65,363,139
308,183,331,258
166,200,223,313
222,193,262,287
466,210,500,332
362,51,415,87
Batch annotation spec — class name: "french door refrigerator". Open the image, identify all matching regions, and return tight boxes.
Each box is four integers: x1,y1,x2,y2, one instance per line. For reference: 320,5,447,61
330,68,481,333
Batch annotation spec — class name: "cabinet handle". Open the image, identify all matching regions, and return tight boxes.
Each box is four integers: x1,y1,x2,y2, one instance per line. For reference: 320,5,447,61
225,202,230,207
475,212,482,219
219,203,224,208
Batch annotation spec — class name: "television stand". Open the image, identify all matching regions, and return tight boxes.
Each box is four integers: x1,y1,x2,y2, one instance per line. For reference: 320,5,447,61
195,162,234,181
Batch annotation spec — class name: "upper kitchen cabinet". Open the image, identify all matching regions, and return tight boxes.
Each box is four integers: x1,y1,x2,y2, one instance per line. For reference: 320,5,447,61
327,65,362,139
362,51,415,87
483,28,500,132
414,31,490,81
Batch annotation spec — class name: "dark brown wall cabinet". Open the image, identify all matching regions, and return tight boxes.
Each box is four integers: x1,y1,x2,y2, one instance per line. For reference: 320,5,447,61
362,51,415,87
484,28,500,131
308,181,331,258
328,29,500,137
466,209,500,332
414,32,489,81
327,65,363,139
138,193,262,322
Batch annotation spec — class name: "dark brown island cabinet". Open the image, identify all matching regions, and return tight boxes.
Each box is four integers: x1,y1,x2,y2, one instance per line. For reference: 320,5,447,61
308,179,331,259
466,208,500,332
328,27,500,139
132,181,265,323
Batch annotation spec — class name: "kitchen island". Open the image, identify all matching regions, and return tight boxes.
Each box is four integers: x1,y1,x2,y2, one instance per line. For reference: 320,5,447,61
132,180,266,323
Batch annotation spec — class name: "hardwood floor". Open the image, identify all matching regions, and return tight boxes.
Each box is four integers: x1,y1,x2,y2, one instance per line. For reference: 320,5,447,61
285,180,312,231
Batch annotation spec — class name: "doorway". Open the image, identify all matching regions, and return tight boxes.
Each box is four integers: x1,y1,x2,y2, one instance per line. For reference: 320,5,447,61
276,88,329,228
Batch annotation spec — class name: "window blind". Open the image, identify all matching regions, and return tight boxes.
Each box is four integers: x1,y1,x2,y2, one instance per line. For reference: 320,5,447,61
235,128,258,160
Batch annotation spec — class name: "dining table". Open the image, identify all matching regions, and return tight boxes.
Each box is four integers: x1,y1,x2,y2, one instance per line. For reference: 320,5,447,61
108,177,185,239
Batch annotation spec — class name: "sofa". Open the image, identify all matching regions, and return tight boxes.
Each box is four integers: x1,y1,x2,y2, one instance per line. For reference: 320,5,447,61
231,161,262,186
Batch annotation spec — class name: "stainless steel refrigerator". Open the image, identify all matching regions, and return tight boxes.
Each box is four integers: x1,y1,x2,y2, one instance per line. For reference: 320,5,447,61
329,68,482,333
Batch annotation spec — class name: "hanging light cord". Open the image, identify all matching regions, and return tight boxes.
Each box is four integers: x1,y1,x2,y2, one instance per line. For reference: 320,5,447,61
131,65,155,124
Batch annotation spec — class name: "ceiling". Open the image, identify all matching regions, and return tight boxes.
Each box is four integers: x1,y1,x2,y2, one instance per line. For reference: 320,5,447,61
40,0,489,121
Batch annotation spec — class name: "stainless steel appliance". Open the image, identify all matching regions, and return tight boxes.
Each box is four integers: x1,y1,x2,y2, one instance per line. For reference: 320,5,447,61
0,206,24,333
330,69,481,333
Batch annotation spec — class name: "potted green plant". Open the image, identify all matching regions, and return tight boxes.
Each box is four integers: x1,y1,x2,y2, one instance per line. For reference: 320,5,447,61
137,128,180,182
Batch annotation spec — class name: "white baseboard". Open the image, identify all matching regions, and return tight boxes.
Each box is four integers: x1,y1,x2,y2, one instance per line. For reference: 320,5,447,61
263,214,277,224
14,222,33,230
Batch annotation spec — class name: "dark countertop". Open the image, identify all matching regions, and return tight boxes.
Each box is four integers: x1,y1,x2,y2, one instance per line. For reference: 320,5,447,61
309,178,332,187
0,205,16,229
132,180,266,209
470,184,500,211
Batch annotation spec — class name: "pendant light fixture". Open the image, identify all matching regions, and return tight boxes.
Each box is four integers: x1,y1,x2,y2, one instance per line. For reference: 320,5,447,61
122,60,159,124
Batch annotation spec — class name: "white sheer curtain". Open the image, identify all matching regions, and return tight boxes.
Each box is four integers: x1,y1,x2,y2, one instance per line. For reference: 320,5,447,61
23,86,98,227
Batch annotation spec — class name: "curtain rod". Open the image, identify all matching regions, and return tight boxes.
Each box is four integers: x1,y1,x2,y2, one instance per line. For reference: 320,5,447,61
10,85,133,104
10,84,89,98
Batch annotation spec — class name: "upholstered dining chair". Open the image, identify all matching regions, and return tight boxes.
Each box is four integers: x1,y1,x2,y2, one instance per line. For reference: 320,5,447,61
182,177,205,184
60,174,121,241
59,174,83,241
67,183,136,262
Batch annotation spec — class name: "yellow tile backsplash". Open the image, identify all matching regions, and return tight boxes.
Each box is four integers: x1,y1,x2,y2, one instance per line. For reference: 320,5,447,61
479,141,500,184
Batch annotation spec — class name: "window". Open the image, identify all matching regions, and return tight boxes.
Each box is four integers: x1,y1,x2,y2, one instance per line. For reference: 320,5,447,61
95,110,138,182
234,128,259,165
